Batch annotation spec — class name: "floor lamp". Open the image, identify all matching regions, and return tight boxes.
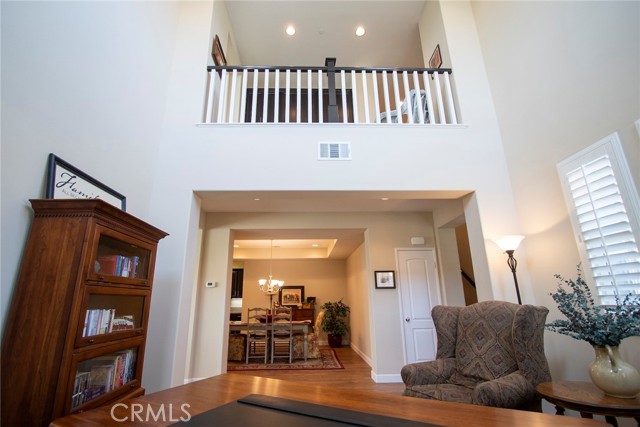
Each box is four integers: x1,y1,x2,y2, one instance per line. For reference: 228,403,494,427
494,235,525,305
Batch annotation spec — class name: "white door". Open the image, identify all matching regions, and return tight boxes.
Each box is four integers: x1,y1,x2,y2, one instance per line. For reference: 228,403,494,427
397,249,441,364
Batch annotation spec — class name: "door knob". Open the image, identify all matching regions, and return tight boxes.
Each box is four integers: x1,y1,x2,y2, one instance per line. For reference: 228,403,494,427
405,317,410,322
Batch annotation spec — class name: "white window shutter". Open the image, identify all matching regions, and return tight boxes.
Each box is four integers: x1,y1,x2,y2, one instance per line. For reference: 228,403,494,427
558,133,640,304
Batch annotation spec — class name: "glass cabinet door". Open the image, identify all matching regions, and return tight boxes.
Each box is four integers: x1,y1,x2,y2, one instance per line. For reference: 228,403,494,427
76,286,149,346
68,338,144,413
88,226,155,285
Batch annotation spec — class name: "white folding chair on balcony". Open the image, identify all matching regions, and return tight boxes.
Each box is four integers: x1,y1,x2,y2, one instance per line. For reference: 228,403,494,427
270,306,293,363
379,89,429,124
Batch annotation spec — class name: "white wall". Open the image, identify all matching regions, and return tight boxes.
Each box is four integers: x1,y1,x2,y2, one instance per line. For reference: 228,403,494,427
346,243,372,365
470,0,640,410
0,1,180,332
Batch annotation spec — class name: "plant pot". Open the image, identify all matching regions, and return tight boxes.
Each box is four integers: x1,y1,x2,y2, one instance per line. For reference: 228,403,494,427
589,345,640,398
327,334,342,348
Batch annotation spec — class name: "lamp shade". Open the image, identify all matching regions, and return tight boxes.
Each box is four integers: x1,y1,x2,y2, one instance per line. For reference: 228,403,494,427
494,235,525,252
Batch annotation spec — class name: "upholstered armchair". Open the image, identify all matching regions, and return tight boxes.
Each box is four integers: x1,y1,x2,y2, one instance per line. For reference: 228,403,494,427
293,310,324,359
401,301,551,411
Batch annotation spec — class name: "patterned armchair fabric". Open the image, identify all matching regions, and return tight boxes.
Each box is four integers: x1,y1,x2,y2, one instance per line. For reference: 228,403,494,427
292,310,324,359
401,301,551,410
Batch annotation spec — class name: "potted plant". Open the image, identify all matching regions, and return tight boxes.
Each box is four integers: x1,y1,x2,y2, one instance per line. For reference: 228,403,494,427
320,299,350,348
545,266,640,398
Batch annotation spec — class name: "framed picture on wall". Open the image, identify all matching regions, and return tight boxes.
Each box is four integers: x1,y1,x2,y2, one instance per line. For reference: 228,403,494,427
211,34,227,66
375,271,395,289
45,154,126,211
279,286,304,306
429,44,442,69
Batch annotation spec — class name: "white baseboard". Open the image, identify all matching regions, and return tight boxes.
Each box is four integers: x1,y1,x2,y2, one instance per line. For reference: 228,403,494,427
184,377,205,384
349,343,373,367
371,372,403,383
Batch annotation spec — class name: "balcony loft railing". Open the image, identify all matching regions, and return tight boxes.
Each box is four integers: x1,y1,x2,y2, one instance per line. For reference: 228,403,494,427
202,58,458,125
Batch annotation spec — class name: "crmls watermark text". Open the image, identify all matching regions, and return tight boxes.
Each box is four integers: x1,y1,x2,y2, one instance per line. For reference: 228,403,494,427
110,403,191,423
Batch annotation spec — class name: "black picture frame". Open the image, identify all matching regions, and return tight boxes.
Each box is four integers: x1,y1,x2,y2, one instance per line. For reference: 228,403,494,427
429,44,442,69
375,271,396,289
279,286,305,306
212,34,227,67
46,153,126,211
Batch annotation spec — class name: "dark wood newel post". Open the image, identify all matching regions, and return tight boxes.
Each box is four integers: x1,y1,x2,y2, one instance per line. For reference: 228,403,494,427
325,57,339,123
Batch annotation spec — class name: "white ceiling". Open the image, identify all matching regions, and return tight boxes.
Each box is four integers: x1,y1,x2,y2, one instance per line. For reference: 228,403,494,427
223,0,428,68
197,191,470,259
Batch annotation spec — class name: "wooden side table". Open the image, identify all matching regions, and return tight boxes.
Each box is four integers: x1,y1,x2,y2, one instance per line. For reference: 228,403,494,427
536,381,640,427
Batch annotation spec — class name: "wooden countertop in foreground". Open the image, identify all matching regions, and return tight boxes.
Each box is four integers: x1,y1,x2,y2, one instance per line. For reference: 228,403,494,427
50,374,609,427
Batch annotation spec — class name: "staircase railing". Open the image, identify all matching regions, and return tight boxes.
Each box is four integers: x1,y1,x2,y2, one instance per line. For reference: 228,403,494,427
202,58,458,125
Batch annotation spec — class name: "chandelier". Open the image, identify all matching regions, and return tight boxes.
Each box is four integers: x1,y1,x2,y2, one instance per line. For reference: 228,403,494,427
258,240,284,296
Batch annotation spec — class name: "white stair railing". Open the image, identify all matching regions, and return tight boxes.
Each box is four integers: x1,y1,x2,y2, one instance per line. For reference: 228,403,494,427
203,64,459,125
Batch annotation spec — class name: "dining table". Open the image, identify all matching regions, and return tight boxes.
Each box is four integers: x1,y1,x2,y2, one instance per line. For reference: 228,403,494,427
229,320,311,361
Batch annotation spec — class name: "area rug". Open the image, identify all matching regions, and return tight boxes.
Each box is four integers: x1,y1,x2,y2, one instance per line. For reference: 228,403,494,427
227,348,343,371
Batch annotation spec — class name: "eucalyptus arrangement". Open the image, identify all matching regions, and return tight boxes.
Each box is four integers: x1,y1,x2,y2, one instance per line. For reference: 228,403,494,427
545,268,640,347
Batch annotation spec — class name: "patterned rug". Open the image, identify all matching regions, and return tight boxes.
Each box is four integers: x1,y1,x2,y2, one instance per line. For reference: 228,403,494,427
227,348,343,371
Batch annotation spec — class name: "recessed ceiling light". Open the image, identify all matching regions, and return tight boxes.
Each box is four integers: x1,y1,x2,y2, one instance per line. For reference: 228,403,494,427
381,197,389,201
254,198,261,201
312,244,319,247
286,25,296,36
355,26,365,37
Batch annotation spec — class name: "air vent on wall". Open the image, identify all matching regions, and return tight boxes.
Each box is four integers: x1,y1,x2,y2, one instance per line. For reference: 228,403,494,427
318,142,351,160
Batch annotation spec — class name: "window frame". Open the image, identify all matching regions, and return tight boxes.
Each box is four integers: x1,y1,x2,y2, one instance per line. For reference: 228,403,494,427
557,132,640,303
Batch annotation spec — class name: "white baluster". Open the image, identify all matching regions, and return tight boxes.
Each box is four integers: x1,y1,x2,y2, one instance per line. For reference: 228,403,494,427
217,69,227,124
392,71,402,124
318,69,323,124
443,72,457,125
361,70,370,124
422,71,434,125
382,71,391,124
351,70,358,124
285,69,291,124
341,70,347,123
412,71,424,125
307,70,312,123
433,72,446,124
262,69,269,123
402,71,413,124
251,70,259,123
228,69,238,123
372,71,381,123
240,69,248,123
274,69,280,124
296,70,301,123
205,70,216,123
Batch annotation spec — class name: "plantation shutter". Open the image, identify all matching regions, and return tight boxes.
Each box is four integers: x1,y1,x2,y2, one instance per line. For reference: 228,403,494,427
558,133,640,305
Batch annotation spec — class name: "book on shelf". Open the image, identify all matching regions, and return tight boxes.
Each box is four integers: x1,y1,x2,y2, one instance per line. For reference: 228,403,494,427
71,349,137,408
82,309,117,337
111,314,135,331
95,255,141,278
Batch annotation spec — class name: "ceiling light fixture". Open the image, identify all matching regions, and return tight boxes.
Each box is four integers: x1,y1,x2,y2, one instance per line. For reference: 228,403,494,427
355,26,365,37
258,240,285,308
286,25,296,36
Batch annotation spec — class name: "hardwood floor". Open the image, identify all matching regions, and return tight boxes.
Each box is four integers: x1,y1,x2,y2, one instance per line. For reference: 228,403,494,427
227,346,406,395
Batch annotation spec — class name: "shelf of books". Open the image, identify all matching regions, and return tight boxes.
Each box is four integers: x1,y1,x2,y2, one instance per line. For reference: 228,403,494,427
89,226,154,284
76,287,148,346
69,338,144,412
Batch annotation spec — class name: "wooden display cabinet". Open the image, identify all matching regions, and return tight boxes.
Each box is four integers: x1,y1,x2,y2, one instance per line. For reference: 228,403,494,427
1,199,167,427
